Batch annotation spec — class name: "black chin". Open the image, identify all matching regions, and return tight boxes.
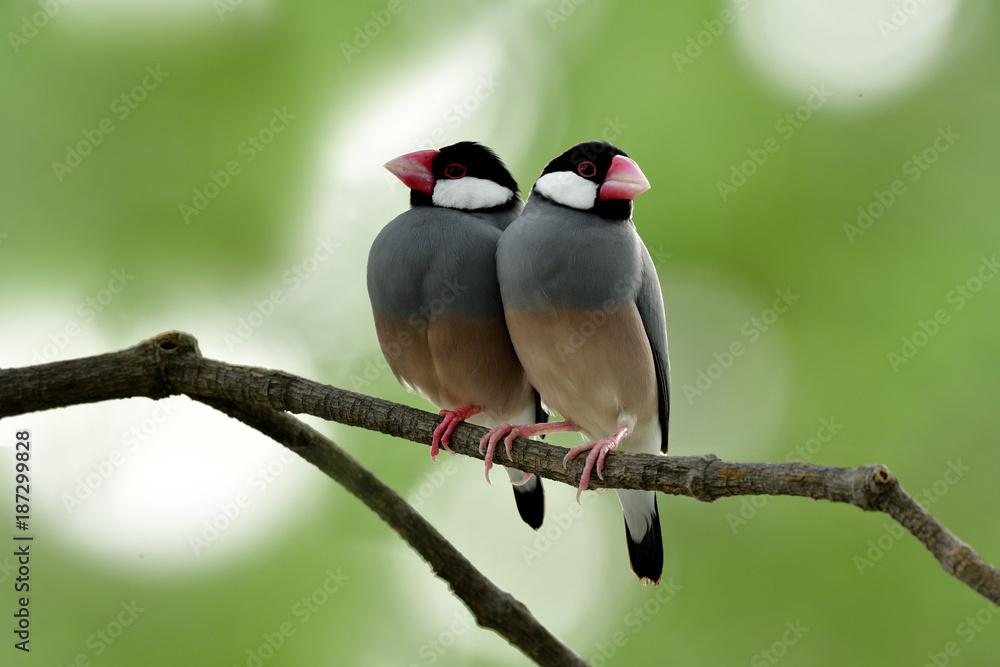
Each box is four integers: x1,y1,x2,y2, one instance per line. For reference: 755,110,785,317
592,198,633,221
409,190,433,208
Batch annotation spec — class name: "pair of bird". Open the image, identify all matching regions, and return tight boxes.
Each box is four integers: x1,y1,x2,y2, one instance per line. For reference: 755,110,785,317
366,140,669,585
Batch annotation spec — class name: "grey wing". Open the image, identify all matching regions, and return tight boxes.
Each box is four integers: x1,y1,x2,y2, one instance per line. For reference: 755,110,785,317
635,243,670,453
368,207,505,321
366,210,434,320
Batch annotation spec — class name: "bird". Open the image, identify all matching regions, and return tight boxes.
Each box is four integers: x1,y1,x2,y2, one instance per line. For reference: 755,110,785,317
367,141,546,530
480,141,669,583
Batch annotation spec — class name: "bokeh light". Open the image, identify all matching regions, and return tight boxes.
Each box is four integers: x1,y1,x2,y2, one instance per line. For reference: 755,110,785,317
2,0,999,664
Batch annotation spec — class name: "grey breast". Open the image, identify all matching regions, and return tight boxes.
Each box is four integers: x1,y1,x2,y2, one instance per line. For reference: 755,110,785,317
497,196,645,312
368,202,523,322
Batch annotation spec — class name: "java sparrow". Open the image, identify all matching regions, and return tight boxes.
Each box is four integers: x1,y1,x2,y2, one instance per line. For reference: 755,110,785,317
480,141,669,583
367,141,546,529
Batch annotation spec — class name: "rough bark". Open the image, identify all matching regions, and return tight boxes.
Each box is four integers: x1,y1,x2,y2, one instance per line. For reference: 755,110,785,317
2,331,999,664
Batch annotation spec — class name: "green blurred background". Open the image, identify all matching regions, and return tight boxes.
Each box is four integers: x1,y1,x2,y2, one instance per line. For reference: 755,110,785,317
2,0,999,664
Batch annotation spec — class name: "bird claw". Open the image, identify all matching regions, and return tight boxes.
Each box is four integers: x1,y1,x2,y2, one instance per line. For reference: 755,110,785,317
431,405,481,461
481,420,583,486
562,425,630,503
480,423,517,485
503,432,520,461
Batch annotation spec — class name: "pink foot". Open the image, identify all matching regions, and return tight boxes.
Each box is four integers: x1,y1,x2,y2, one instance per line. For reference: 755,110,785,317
562,423,632,503
431,405,481,461
479,420,580,484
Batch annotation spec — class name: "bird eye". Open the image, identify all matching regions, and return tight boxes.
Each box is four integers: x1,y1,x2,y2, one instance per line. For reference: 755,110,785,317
444,164,467,179
577,161,596,178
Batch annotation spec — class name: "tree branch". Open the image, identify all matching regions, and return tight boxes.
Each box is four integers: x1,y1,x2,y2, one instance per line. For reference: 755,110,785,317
0,332,584,667
197,397,584,666
2,331,998,613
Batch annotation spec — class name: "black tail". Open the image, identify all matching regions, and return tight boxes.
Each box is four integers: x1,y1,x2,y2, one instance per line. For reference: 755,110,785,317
512,475,544,530
508,389,548,530
624,496,663,585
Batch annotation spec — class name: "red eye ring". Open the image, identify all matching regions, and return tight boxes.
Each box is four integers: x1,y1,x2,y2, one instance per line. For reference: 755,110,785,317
577,161,597,178
444,163,467,179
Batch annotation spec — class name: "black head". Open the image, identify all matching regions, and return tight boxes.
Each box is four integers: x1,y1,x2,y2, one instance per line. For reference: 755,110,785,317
433,142,518,192
540,141,627,182
391,141,519,210
533,141,649,220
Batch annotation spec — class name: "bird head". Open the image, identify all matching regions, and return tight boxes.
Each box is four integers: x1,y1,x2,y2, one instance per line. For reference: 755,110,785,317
384,141,519,211
533,141,650,219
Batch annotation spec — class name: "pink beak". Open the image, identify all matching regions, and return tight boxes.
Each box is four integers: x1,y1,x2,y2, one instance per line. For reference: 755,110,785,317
384,149,439,195
598,155,651,201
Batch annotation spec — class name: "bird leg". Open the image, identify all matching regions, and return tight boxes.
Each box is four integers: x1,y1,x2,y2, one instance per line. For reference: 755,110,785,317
563,422,632,503
479,420,581,484
431,405,482,461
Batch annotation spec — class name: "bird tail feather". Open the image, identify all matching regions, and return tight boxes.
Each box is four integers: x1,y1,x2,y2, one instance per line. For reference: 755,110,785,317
618,489,663,585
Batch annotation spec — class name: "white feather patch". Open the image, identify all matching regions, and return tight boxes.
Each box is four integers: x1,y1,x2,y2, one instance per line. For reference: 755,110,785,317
618,488,656,539
432,176,513,210
533,171,598,210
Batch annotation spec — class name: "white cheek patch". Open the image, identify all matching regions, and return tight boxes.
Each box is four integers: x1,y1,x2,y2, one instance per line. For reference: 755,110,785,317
431,176,513,210
534,171,598,210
